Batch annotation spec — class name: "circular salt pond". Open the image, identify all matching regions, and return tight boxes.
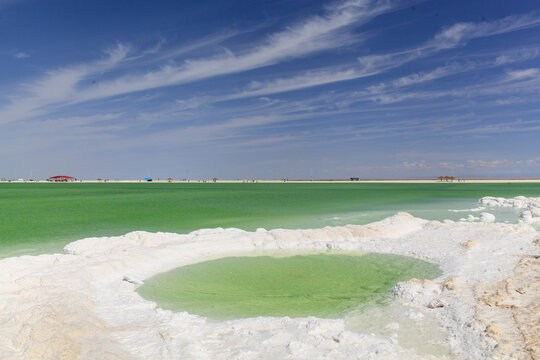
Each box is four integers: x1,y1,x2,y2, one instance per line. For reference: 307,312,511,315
137,253,441,320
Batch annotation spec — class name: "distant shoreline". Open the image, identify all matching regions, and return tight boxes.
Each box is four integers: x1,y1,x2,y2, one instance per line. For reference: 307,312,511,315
2,178,540,183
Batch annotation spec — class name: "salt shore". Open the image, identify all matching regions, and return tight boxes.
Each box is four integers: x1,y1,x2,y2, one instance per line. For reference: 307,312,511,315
3,178,540,183
0,197,538,359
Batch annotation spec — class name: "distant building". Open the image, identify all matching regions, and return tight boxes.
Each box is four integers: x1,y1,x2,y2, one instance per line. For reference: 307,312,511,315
48,175,76,182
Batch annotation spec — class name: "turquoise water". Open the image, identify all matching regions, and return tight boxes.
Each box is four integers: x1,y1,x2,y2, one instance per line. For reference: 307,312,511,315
1,182,539,257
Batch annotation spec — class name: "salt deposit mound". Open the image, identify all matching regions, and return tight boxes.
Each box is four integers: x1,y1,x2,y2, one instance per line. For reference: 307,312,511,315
481,196,540,224
0,201,538,359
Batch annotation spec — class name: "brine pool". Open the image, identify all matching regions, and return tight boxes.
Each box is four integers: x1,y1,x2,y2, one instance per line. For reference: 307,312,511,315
136,253,441,320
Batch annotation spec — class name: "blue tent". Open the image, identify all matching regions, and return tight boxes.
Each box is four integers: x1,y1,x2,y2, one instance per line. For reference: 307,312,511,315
144,178,152,181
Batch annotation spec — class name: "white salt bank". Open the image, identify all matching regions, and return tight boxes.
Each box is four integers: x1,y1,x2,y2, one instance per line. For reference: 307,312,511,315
481,196,540,224
0,197,538,359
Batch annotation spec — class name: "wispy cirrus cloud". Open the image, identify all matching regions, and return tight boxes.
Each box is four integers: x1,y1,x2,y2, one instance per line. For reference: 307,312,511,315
0,44,130,123
223,67,371,100
429,13,540,50
169,14,540,107
505,67,540,80
71,0,395,102
400,158,540,170
360,64,540,105
356,13,540,77
14,51,29,59
494,47,540,65
4,4,539,129
214,47,538,107
0,0,398,125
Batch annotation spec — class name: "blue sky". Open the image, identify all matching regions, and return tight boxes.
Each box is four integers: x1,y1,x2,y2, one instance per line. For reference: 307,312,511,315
1,0,540,179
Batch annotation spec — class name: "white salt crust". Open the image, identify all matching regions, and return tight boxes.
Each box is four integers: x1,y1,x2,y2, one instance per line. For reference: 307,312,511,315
0,197,538,360
480,196,540,224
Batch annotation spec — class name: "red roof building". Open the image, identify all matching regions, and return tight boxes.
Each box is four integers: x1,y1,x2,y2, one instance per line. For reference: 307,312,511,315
47,175,77,182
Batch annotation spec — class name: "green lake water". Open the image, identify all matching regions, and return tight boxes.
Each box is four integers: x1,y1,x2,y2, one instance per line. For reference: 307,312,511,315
136,253,442,319
1,182,540,258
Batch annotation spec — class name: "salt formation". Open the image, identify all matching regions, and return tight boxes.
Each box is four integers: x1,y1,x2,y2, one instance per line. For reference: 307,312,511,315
0,198,538,360
481,196,540,224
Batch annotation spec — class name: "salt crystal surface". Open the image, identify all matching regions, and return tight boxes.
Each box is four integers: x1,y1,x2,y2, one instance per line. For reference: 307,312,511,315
0,200,538,360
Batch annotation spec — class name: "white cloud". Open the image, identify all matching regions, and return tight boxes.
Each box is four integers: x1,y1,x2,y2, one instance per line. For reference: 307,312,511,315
0,0,397,125
506,68,540,80
201,14,538,110
73,0,394,103
399,158,540,170
348,50,540,105
130,114,288,148
5,4,540,128
391,63,469,87
355,13,540,78
14,51,29,59
494,48,540,65
402,161,428,169
36,113,124,128
0,44,129,124
226,67,365,100
363,66,540,105
227,14,540,102
430,14,540,50
360,62,473,100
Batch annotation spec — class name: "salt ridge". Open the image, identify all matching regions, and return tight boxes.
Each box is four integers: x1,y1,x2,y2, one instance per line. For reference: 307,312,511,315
480,196,540,224
0,198,538,359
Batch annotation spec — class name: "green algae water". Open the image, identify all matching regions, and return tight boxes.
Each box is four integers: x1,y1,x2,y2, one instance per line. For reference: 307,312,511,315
1,182,540,258
136,253,442,319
